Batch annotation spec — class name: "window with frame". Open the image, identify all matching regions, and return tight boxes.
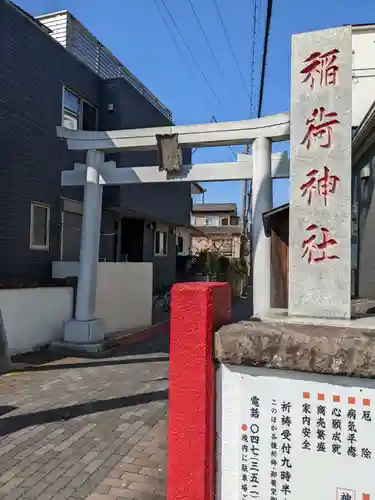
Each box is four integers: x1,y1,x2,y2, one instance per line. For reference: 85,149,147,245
205,216,219,226
62,88,98,131
30,202,50,250
154,230,168,256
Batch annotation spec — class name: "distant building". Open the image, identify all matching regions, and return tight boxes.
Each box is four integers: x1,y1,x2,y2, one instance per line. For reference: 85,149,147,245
191,203,242,258
352,97,375,300
175,184,206,257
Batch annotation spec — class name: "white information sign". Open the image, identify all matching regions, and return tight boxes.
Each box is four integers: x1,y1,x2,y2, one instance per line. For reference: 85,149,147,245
217,365,375,500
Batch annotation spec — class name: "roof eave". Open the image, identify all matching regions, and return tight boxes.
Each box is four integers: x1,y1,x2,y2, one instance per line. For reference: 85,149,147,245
7,0,52,33
35,10,69,19
352,23,375,33
352,100,375,164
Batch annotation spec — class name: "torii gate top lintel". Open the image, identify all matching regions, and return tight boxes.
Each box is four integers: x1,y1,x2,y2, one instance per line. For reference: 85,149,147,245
56,112,290,152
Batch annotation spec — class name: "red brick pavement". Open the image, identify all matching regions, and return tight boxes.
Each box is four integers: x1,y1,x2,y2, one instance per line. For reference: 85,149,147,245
0,326,170,500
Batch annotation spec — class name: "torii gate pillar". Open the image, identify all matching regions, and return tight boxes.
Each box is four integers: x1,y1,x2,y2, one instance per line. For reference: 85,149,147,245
63,149,106,344
252,137,272,316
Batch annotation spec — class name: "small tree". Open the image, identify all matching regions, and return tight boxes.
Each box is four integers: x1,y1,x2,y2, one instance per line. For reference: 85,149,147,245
205,232,232,278
198,232,232,255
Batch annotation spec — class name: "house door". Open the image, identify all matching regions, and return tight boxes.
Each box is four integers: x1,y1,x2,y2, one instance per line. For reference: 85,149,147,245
271,232,288,308
121,218,144,262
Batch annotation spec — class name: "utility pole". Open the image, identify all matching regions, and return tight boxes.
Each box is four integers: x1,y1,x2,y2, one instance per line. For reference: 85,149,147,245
240,177,248,258
240,142,251,259
241,0,273,267
240,0,258,261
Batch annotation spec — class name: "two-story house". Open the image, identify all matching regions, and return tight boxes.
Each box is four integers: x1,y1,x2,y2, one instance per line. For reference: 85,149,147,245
191,203,242,258
0,0,195,290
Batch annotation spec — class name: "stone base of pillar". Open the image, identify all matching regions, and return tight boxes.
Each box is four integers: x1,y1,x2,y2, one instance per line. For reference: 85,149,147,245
0,358,13,375
251,307,375,329
63,318,105,344
51,339,107,354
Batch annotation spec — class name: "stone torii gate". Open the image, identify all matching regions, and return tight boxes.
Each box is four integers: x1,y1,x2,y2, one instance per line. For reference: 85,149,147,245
57,113,290,346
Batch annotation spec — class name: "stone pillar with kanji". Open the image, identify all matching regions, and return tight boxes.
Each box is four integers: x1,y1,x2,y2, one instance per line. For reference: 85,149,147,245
289,26,352,318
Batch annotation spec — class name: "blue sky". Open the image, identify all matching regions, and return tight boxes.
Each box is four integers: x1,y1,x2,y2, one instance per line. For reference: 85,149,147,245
17,0,375,210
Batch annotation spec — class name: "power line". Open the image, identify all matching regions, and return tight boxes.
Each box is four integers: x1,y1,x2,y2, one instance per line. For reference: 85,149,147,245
211,115,237,159
192,115,237,159
186,0,239,109
154,0,226,128
212,0,251,101
243,0,265,259
192,116,216,155
249,0,258,118
153,0,195,80
257,0,273,118
248,0,274,237
158,0,227,114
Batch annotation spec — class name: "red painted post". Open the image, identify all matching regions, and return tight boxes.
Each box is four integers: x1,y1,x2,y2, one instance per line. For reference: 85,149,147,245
167,282,232,500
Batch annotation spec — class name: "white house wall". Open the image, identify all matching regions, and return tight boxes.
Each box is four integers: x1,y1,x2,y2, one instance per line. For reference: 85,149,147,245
37,11,69,47
353,27,375,127
176,228,191,256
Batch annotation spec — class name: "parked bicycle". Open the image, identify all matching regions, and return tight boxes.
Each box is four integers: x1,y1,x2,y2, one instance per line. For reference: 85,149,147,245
153,284,172,312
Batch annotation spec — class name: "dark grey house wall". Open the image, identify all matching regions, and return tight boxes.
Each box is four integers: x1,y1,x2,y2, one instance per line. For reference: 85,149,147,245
99,78,172,130
120,181,192,227
0,0,102,280
61,205,118,262
99,78,192,290
100,78,192,228
352,143,375,299
0,1,192,287
143,225,176,292
100,78,191,291
99,210,119,262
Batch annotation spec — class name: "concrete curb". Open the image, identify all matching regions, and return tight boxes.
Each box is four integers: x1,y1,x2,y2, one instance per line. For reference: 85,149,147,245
116,321,169,345
1,322,170,374
50,321,170,357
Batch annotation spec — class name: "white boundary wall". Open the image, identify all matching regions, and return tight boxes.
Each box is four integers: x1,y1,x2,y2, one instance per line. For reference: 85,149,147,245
52,262,153,334
95,262,153,333
2,287,74,355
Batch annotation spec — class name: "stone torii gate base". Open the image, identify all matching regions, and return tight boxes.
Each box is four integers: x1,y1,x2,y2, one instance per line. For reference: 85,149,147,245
57,114,290,348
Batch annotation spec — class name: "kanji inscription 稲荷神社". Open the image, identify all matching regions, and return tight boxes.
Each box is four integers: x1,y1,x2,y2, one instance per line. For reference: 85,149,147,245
289,26,352,318
300,48,340,89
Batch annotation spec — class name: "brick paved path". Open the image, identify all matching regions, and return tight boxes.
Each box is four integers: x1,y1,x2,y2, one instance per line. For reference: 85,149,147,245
0,330,169,500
